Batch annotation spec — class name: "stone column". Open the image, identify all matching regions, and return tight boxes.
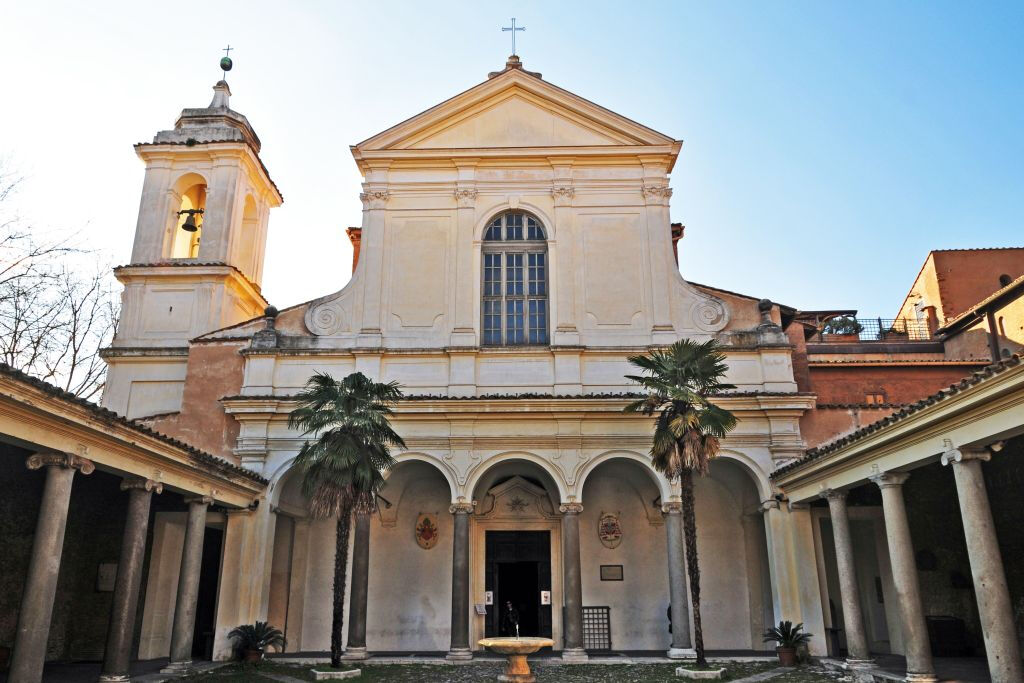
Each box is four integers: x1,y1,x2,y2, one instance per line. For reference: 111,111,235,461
344,510,371,660
161,495,212,674
820,490,873,668
870,472,936,682
663,502,694,658
942,446,1023,683
99,478,163,682
559,502,588,662
9,452,94,683
447,502,474,661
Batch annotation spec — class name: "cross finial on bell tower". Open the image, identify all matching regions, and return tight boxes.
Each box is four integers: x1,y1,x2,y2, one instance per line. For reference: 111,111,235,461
220,44,234,79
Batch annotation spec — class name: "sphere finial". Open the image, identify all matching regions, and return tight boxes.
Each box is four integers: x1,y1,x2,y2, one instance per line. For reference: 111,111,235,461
220,56,233,73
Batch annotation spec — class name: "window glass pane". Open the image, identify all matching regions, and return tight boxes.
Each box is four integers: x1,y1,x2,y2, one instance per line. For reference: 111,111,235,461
484,253,501,296
506,299,525,344
528,252,546,296
506,213,523,241
484,219,502,241
529,299,547,344
526,217,544,240
506,253,523,295
483,299,502,345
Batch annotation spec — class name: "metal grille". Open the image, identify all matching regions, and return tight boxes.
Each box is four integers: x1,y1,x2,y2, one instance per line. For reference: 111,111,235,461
816,316,932,342
582,606,611,651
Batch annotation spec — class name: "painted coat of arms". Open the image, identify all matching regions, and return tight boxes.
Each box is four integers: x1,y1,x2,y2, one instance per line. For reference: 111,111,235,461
415,513,439,549
598,512,622,549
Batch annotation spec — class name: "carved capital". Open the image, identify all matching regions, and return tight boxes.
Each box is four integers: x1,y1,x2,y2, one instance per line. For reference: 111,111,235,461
184,494,215,506
449,500,476,514
26,451,94,475
819,488,848,503
661,501,683,515
453,188,478,207
551,186,574,207
760,499,781,512
559,502,584,515
359,189,390,209
121,477,164,494
869,471,910,489
940,439,992,467
641,184,673,206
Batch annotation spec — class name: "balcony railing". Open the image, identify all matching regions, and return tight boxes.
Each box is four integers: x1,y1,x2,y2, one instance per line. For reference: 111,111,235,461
812,316,933,343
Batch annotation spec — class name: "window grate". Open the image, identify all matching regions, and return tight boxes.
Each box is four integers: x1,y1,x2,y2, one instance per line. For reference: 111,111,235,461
582,606,611,651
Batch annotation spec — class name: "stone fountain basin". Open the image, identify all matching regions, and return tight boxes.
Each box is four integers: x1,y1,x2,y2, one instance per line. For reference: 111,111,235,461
478,637,554,655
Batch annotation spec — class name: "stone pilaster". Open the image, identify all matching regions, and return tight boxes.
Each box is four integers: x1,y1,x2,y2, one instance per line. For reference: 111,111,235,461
450,176,478,346
662,501,695,658
344,510,372,660
356,186,389,346
162,495,213,674
100,478,163,682
820,489,873,669
447,501,474,661
9,452,94,683
870,472,936,682
941,445,1023,683
559,502,588,661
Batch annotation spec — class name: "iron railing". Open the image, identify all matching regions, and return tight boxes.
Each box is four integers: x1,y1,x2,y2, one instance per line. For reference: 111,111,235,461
814,317,932,342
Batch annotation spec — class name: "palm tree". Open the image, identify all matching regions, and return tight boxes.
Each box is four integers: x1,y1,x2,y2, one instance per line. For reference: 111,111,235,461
625,339,737,666
288,371,405,667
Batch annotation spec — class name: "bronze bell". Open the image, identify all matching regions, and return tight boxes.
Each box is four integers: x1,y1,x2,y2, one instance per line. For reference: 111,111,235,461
181,211,200,233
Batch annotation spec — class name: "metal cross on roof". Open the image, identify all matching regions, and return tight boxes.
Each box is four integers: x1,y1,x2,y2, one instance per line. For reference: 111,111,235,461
222,44,233,58
502,18,525,55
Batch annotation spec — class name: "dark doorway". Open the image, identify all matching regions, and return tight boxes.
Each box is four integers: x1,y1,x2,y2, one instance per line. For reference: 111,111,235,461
485,531,551,639
191,526,223,660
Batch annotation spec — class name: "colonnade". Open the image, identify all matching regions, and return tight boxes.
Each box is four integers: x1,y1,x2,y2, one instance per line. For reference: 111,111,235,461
819,444,1022,683
9,452,215,683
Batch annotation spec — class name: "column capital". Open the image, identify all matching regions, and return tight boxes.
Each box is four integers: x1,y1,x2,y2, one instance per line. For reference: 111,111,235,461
819,488,848,503
941,446,991,467
559,502,584,515
26,451,94,475
870,471,910,489
121,477,163,494
183,494,214,506
453,188,478,208
760,499,781,512
661,501,683,514
551,185,575,207
449,501,476,514
359,189,390,209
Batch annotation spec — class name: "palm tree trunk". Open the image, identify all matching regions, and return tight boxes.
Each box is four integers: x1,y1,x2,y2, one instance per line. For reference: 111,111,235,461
331,503,353,668
680,469,706,666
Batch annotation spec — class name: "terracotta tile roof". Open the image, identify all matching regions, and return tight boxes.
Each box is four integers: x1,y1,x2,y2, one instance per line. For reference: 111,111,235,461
0,363,267,485
771,354,1022,479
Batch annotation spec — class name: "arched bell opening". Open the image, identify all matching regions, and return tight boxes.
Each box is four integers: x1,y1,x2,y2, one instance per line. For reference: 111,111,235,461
168,173,207,259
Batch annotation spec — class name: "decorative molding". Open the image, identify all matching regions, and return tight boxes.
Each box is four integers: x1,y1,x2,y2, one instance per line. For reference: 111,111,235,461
690,298,728,332
305,297,350,336
454,188,478,207
869,471,910,489
559,502,584,514
359,189,390,209
121,477,164,494
26,451,94,474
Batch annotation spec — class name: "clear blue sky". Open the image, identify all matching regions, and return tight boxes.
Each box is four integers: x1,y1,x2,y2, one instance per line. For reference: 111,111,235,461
2,1,1021,315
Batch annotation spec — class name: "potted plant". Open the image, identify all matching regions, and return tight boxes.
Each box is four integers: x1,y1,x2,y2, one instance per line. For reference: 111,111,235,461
821,315,863,341
228,621,286,663
763,620,812,666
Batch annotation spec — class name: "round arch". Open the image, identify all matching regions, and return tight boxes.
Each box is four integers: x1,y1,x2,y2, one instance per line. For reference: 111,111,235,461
573,450,673,502
473,201,556,242
170,171,209,196
713,449,773,502
466,451,570,503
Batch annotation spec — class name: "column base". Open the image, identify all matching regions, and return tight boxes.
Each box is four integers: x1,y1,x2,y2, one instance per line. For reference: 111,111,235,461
446,648,473,662
668,647,697,659
341,646,369,661
561,647,588,663
159,660,194,675
98,675,131,682
843,658,875,669
904,674,938,683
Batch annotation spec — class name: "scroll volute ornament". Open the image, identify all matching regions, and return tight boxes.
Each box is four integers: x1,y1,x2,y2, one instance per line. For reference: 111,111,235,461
26,451,94,474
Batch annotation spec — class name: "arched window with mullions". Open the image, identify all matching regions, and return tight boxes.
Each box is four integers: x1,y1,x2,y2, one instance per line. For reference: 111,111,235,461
482,211,549,345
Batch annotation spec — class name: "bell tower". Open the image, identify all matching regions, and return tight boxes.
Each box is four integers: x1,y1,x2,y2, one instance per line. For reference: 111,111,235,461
103,58,283,418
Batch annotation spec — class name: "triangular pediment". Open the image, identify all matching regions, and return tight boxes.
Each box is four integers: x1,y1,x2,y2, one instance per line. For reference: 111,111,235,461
355,68,677,153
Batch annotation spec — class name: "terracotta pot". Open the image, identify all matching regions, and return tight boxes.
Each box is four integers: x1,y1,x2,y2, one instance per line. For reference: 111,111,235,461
776,646,797,667
242,648,264,663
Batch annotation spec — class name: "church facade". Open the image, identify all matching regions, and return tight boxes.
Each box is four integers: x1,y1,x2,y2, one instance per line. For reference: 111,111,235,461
98,55,827,662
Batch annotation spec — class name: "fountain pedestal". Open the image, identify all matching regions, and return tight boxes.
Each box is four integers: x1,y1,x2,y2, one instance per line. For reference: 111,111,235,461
478,637,555,683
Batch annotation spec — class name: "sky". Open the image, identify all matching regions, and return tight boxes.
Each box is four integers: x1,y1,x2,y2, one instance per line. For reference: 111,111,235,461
1,1,1021,315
